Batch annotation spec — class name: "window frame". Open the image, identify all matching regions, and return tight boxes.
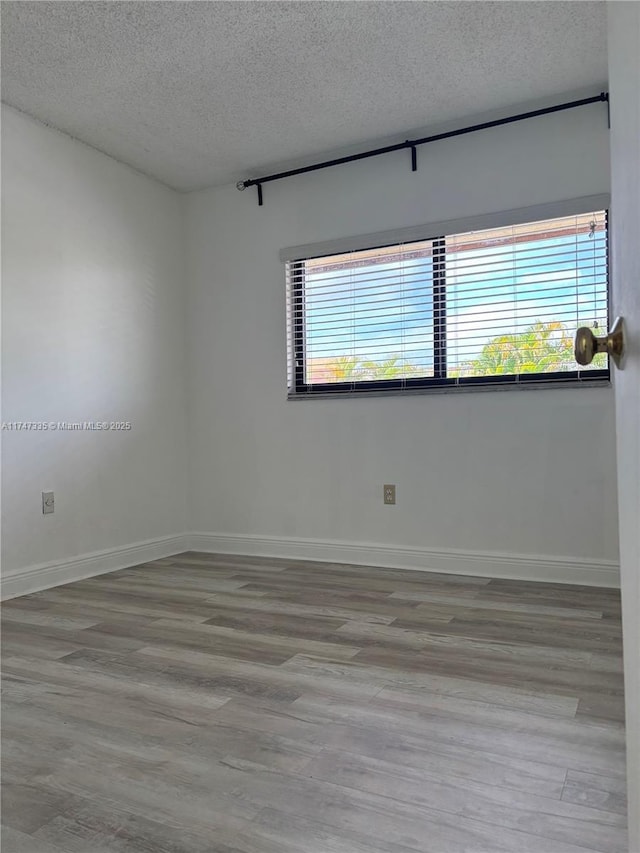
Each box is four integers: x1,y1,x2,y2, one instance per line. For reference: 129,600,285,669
286,200,611,399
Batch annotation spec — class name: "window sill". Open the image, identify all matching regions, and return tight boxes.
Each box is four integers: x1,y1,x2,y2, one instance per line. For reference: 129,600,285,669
287,375,611,400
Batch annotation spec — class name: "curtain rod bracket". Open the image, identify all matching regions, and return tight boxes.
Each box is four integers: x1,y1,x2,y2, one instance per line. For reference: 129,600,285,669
410,144,417,172
603,91,611,129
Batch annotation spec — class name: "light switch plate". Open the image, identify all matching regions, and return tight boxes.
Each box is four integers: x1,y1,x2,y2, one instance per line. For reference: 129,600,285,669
42,491,55,515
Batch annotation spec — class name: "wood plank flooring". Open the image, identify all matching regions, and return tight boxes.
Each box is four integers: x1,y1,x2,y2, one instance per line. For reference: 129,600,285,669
1,553,627,853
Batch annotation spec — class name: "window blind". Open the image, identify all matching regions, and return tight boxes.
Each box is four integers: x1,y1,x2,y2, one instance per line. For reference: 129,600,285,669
286,210,609,396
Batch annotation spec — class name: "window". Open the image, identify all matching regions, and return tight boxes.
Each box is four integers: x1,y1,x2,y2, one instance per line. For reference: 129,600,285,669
286,210,609,396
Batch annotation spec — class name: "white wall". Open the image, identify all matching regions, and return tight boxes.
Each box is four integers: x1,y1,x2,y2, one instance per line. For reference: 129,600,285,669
1,97,621,591
186,102,620,582
1,106,188,590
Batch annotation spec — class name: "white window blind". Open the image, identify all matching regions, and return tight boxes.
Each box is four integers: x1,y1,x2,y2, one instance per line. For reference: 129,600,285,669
286,210,609,396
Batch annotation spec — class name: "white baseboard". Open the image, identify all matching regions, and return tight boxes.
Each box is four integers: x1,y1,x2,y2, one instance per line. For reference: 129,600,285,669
188,532,620,588
0,531,620,599
1,534,188,600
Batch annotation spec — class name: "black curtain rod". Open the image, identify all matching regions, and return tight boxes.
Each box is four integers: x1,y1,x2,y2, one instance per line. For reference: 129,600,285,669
237,92,609,206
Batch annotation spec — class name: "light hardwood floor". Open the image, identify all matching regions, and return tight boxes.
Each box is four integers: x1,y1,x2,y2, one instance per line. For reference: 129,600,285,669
1,553,627,853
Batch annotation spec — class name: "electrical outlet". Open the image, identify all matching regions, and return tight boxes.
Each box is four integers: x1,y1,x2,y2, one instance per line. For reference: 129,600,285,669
42,491,55,515
383,484,396,505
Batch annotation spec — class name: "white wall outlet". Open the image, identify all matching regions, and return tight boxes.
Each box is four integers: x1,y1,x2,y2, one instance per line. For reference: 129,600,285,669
383,484,396,505
42,491,55,515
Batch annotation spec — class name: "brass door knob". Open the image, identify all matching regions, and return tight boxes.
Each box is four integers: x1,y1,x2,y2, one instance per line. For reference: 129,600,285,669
575,316,625,369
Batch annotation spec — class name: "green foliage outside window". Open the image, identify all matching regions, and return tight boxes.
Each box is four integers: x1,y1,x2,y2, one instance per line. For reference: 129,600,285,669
314,321,605,382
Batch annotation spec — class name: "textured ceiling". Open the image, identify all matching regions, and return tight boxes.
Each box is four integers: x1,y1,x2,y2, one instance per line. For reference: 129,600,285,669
1,1,607,192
